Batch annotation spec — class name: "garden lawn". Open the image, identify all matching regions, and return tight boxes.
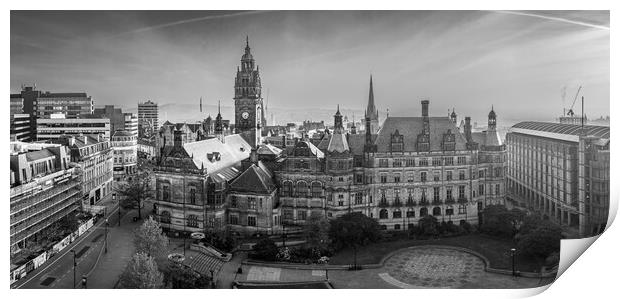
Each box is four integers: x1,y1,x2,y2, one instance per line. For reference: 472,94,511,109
328,234,542,272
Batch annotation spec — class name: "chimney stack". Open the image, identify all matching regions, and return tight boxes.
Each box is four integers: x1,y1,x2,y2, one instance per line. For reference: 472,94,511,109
421,100,429,117
464,116,472,142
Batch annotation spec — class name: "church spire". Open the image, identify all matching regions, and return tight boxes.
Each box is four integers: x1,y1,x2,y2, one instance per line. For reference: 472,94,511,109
365,75,379,135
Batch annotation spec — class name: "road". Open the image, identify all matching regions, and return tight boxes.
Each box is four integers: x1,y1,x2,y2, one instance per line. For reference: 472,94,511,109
12,202,153,289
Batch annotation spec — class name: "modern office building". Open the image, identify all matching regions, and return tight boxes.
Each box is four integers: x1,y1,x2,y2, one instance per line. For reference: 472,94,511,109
93,105,138,137
506,122,610,238
138,100,159,136
10,142,82,250
35,115,110,141
10,114,33,142
54,135,114,207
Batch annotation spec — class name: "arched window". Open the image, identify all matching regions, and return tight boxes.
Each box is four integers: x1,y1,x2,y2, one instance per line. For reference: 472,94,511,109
296,181,309,198
189,188,197,205
282,181,293,197
432,207,442,216
393,209,402,218
379,209,389,219
187,214,199,228
311,181,323,198
420,207,428,217
406,209,415,218
160,211,171,224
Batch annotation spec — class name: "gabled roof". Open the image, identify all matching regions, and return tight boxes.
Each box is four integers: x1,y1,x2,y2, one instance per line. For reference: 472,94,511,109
348,134,371,155
374,117,467,152
317,133,331,151
228,161,275,194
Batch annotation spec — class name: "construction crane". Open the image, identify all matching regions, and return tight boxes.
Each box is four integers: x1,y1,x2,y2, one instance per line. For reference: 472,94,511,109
566,86,582,116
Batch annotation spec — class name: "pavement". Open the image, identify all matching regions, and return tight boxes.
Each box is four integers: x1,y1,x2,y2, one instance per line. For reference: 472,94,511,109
12,199,154,289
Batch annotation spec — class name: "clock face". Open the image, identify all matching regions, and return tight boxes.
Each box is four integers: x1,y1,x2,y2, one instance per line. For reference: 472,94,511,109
242,112,250,119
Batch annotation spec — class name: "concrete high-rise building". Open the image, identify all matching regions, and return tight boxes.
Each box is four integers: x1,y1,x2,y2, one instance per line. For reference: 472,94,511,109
10,114,33,142
93,105,138,137
138,100,159,137
506,122,610,238
36,115,110,141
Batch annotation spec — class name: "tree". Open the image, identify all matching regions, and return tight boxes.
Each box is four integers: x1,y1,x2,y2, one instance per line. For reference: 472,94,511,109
329,212,381,269
517,225,562,260
418,215,439,237
118,252,164,289
116,171,152,219
480,205,525,238
251,236,278,261
134,216,169,258
304,214,331,251
166,263,212,289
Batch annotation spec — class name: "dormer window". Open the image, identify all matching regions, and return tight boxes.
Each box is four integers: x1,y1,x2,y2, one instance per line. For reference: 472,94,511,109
391,130,404,152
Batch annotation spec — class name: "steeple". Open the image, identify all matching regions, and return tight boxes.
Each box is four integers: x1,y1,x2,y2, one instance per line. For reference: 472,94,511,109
334,105,344,133
488,105,497,131
365,75,379,134
215,100,224,142
450,108,457,124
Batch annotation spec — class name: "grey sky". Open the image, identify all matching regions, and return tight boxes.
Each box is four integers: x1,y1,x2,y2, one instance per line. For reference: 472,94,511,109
11,10,610,123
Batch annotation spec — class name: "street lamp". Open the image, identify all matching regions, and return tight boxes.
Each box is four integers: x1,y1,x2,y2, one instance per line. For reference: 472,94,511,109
81,276,88,289
511,248,516,276
71,249,76,289
105,219,109,254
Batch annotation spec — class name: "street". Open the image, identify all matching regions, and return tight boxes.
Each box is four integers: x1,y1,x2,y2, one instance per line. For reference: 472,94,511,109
12,201,154,289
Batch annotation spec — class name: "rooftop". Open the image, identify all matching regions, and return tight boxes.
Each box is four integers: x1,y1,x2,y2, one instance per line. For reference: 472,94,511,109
510,121,610,143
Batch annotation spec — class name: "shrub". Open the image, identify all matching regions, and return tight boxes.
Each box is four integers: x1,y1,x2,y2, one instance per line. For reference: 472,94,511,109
251,237,278,261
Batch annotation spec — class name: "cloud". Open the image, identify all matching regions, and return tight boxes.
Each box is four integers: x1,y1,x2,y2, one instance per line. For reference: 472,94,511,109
494,11,610,31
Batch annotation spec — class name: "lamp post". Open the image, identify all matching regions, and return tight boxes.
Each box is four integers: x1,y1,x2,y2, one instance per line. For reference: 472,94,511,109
104,219,109,253
511,248,516,276
81,275,87,289
71,249,76,289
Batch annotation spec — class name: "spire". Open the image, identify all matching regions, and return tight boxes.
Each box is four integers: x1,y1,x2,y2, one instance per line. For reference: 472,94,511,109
366,75,377,120
246,35,249,48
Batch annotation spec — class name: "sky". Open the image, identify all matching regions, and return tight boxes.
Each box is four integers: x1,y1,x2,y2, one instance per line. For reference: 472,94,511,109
10,10,610,124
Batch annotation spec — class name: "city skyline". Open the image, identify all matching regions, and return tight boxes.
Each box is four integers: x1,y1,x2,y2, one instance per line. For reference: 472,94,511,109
11,11,609,122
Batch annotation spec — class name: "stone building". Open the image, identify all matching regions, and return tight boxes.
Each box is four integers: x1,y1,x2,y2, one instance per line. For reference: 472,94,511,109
155,121,206,157
111,130,137,182
233,37,264,148
506,121,609,237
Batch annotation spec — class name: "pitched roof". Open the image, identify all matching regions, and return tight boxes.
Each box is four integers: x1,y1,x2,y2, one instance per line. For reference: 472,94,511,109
228,161,275,194
347,134,369,155
374,117,467,152
257,143,282,156
25,148,56,162
317,133,330,151
327,132,350,153
182,134,251,173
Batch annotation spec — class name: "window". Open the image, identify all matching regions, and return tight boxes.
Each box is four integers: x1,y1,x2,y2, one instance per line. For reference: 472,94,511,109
459,170,466,180
162,185,170,201
189,188,197,205
407,172,414,182
338,201,343,206
432,157,442,166
355,174,363,184
248,197,257,209
420,207,428,217
338,177,344,182
419,158,428,166
297,181,308,197
230,196,237,208
355,193,363,205
433,187,440,201
379,159,389,167
380,173,388,183
458,204,467,214
446,187,453,200
160,211,171,223
433,172,440,181
459,185,466,199
380,225,387,230
420,172,427,182
379,209,388,219
187,215,199,228
297,210,307,220
479,169,485,178
478,184,484,196
496,184,500,195
248,216,257,226
282,181,293,196
229,214,239,225
406,209,415,218
444,157,454,166
457,156,466,165
446,171,452,181
394,173,401,183
394,224,401,230
393,159,402,167
432,207,441,216
283,209,294,220
446,207,454,216
406,158,415,167
393,210,402,218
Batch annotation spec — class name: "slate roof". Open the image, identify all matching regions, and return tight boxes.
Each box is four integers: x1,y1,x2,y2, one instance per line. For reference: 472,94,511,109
327,132,350,153
348,134,371,155
228,161,275,194
317,134,330,151
183,134,252,174
374,117,467,152
25,148,56,162
512,121,610,139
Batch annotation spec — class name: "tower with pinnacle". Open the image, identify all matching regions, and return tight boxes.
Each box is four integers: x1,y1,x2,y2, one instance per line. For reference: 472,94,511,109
365,75,379,134
234,36,264,148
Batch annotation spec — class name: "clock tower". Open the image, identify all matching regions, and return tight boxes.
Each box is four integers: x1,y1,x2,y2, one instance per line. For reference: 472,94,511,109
234,36,264,148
